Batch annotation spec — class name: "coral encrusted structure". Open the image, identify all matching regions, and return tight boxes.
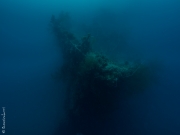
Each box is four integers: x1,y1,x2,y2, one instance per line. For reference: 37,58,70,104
50,12,154,135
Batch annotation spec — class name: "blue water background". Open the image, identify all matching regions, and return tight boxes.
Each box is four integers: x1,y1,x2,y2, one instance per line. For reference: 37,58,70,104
0,0,180,135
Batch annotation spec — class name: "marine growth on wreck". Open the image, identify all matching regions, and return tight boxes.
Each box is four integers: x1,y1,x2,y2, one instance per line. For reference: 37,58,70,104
50,12,154,135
